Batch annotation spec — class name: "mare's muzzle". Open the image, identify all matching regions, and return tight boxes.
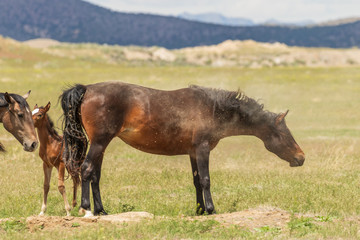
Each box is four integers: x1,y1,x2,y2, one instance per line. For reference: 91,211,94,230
289,153,305,167
23,140,38,152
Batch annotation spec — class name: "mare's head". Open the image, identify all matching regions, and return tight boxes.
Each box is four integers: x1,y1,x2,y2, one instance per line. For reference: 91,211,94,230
1,91,38,152
32,102,51,128
259,110,305,167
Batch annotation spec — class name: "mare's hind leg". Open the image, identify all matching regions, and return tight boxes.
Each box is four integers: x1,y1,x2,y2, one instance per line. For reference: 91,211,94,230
195,141,215,214
40,163,52,216
80,141,109,216
57,162,71,216
190,155,206,215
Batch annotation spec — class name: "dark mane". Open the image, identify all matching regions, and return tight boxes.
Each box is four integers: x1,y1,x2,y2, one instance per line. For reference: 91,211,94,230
189,85,276,124
46,113,62,142
0,93,30,109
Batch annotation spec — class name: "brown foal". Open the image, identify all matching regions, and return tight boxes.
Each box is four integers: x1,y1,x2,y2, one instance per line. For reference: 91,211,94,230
32,102,78,216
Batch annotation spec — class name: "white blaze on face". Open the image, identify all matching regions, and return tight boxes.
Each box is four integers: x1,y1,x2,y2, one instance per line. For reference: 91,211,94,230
32,108,40,116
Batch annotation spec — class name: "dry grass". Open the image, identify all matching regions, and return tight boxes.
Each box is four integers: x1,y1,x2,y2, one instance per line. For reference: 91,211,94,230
1,38,360,238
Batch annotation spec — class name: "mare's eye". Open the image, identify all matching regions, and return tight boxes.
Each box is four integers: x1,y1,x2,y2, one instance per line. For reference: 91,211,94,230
18,113,24,118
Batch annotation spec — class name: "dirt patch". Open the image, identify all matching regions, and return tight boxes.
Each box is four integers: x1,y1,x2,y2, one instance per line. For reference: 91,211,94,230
191,205,292,230
25,212,154,232
21,206,295,232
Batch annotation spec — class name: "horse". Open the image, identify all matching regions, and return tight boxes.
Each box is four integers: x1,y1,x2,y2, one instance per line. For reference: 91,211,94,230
60,82,305,217
0,91,38,152
32,102,79,216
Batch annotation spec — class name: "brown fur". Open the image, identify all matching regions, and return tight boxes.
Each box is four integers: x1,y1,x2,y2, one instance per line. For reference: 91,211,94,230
61,82,305,215
33,102,78,216
0,91,38,152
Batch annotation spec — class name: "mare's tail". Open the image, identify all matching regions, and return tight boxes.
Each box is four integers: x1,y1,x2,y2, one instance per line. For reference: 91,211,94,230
60,84,88,185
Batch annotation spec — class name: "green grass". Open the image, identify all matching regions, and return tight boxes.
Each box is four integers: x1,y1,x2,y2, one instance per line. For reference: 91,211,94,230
1,43,360,238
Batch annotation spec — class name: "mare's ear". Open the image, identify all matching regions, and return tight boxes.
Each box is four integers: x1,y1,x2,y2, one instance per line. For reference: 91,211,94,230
44,102,51,112
275,110,289,125
4,93,15,104
22,90,31,100
34,104,38,109
4,93,16,111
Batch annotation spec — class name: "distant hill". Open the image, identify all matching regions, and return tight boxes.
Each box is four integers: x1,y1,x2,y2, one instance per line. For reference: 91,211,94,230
178,12,255,26
261,19,315,27
315,17,360,26
4,36,360,68
178,13,315,27
0,0,360,49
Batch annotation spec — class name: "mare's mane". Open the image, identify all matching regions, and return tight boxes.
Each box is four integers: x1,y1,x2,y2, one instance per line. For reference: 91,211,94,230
189,85,276,124
0,93,29,109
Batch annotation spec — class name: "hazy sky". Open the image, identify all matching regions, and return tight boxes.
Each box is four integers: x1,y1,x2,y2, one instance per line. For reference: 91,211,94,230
85,0,359,23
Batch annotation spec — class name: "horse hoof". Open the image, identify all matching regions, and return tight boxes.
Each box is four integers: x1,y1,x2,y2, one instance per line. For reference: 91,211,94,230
84,211,94,217
95,210,108,216
79,207,93,217
39,212,45,216
78,207,85,215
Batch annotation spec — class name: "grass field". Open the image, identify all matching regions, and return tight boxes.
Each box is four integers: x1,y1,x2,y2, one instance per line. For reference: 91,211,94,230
1,41,360,239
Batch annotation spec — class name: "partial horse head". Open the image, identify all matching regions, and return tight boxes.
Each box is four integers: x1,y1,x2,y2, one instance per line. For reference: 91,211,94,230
32,102,51,127
260,110,305,167
1,91,38,152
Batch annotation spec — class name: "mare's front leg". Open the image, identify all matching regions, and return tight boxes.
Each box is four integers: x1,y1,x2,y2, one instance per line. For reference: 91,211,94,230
39,163,52,216
195,141,215,214
190,155,206,214
57,162,71,216
80,141,109,217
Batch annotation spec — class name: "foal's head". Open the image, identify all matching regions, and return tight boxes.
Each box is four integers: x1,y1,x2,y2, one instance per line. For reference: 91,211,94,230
1,91,38,152
259,110,305,167
32,102,51,128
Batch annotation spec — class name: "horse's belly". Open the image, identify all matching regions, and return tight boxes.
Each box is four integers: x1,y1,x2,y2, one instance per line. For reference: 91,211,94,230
118,129,192,155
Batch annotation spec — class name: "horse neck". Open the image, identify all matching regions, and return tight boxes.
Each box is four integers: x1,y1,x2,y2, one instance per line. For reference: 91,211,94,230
217,111,271,138
218,117,254,138
0,107,7,123
36,115,60,145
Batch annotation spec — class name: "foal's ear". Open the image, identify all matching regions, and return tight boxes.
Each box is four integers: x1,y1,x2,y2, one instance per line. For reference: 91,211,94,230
22,90,31,100
44,102,51,112
34,104,38,109
275,110,289,125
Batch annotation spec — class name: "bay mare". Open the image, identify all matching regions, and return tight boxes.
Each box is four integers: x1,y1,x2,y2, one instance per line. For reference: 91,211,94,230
0,91,38,152
61,82,305,216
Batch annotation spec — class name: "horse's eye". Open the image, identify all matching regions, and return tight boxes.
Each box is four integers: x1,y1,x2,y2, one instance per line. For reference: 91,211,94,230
18,113,24,118
38,114,43,118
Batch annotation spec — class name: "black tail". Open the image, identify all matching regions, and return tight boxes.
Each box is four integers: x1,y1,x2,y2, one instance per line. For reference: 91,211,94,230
60,84,88,184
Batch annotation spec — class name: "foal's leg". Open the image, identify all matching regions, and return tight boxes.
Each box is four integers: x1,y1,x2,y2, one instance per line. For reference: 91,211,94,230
72,176,78,208
190,155,206,215
80,141,108,216
40,163,52,216
195,141,215,214
57,162,71,216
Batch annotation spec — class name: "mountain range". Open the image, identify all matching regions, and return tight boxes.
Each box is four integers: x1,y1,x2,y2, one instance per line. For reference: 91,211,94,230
178,12,256,26
177,12,315,27
0,0,359,49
